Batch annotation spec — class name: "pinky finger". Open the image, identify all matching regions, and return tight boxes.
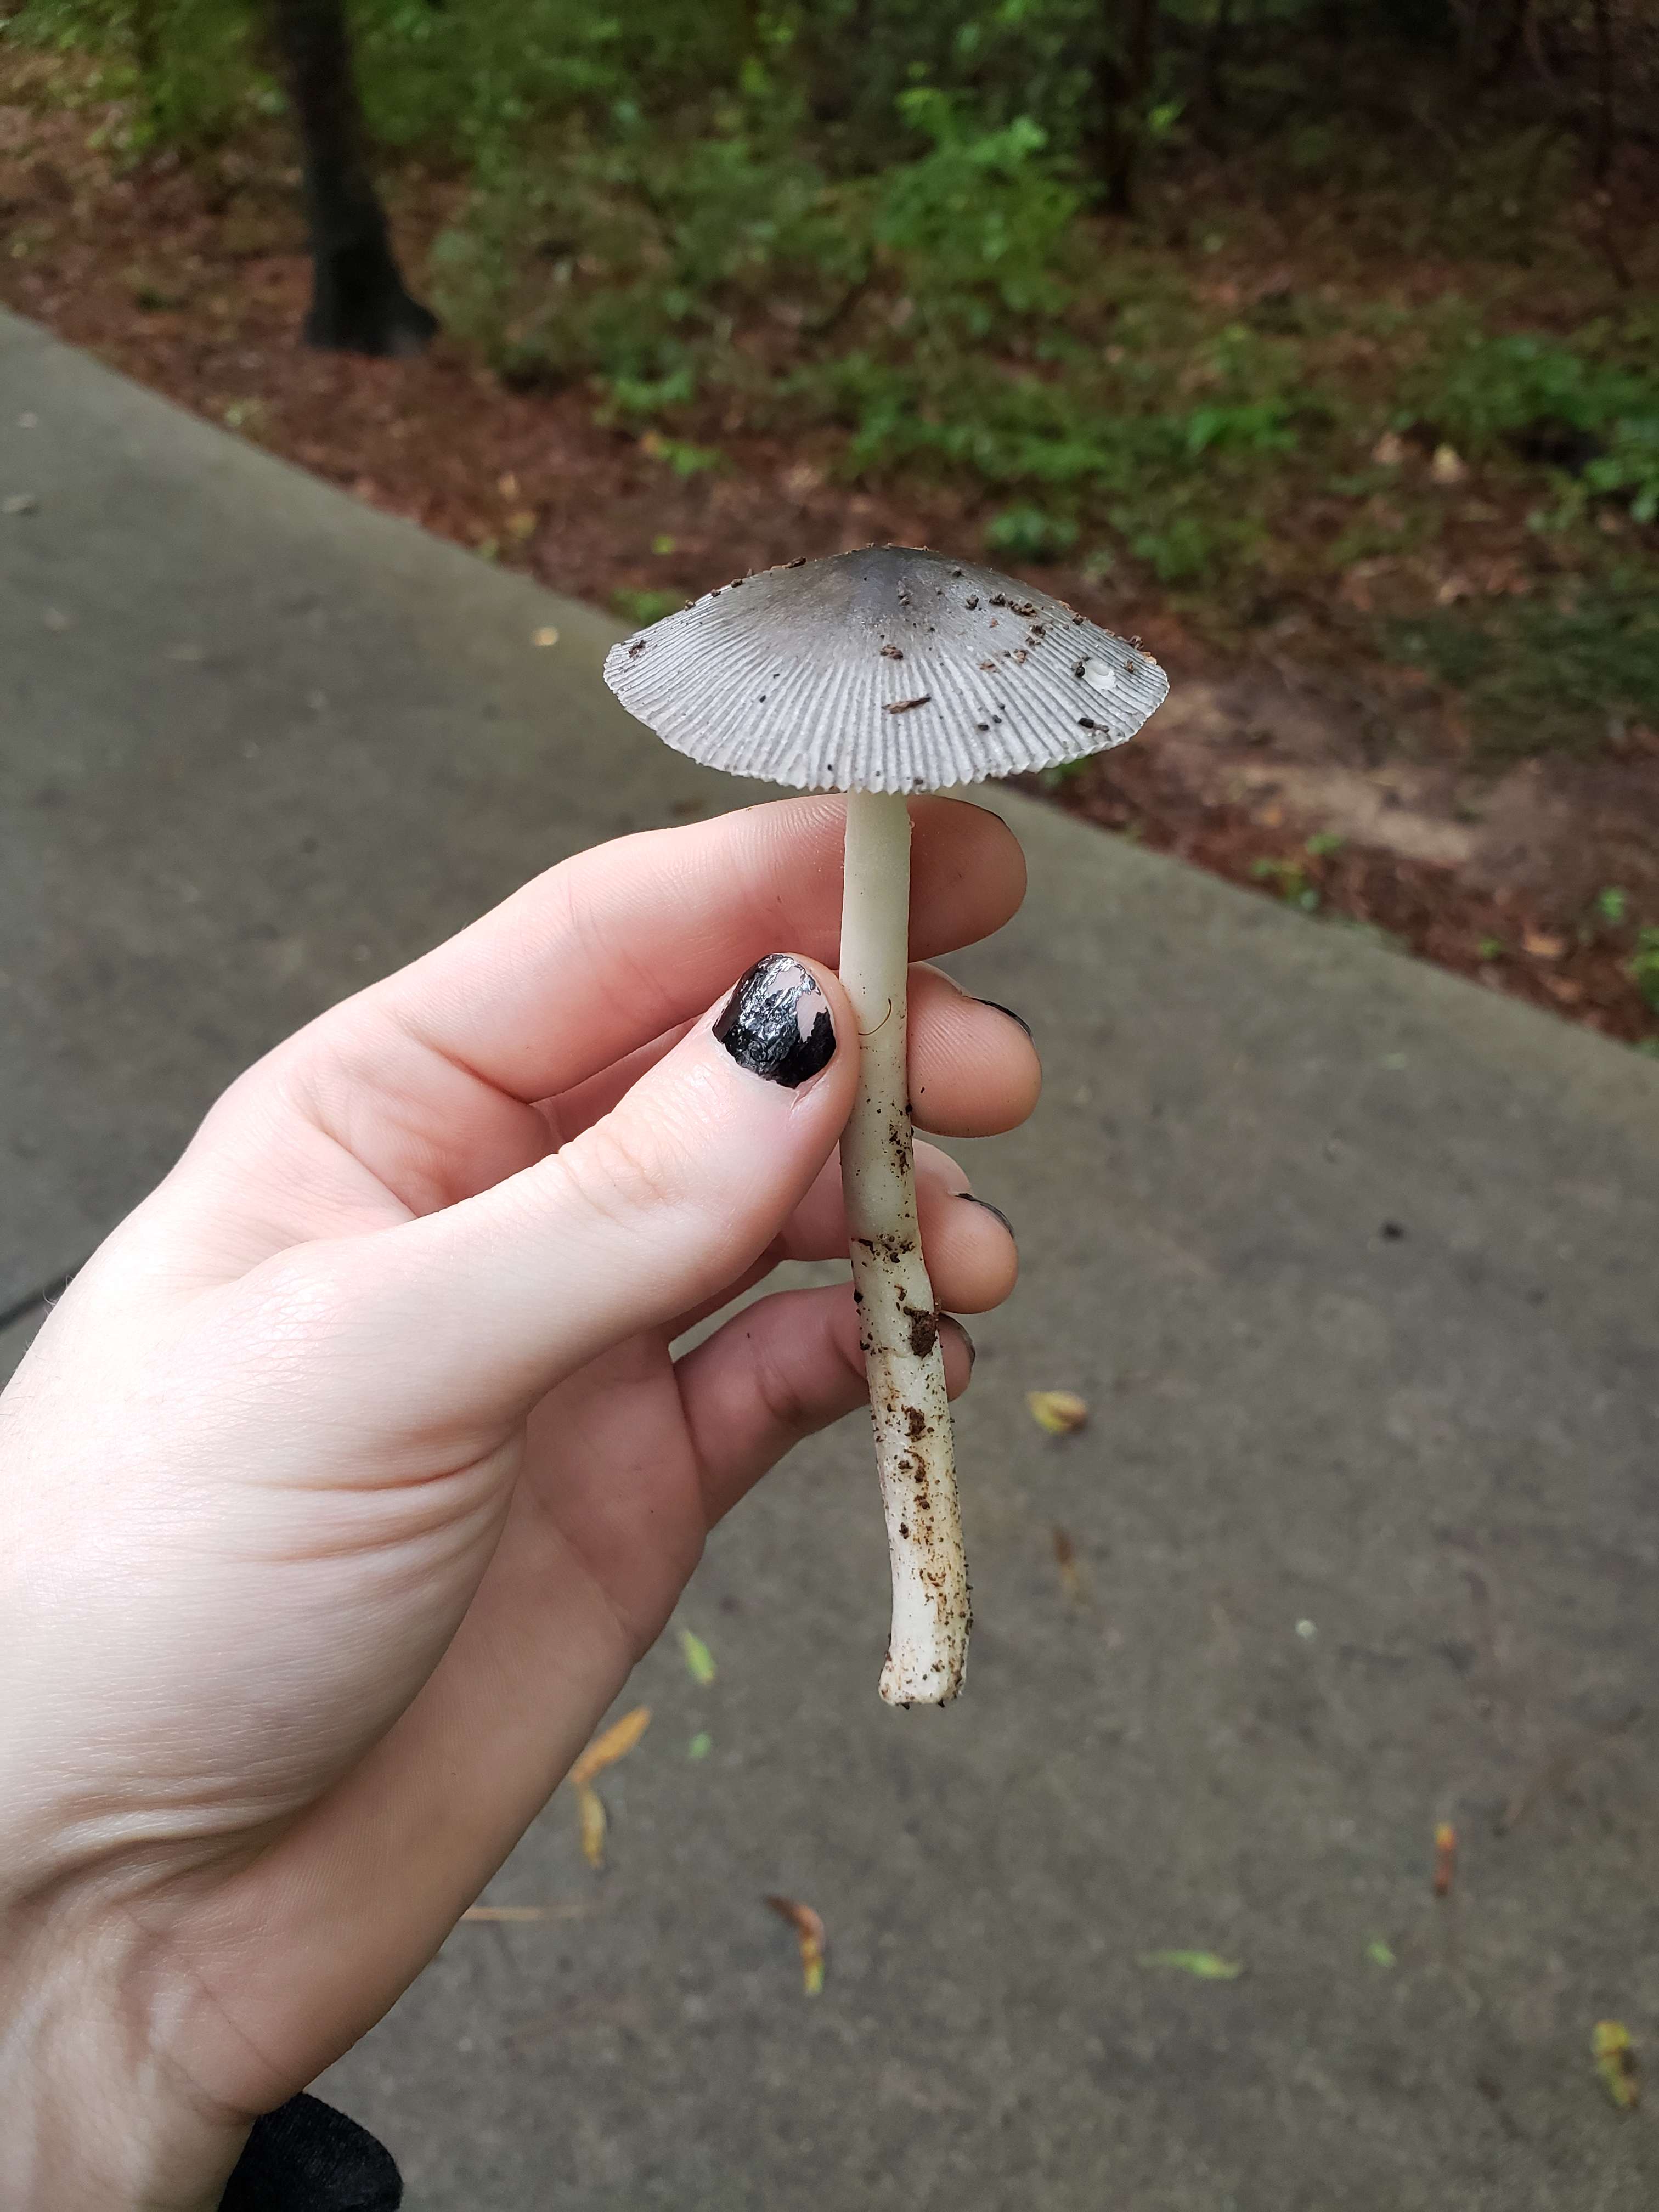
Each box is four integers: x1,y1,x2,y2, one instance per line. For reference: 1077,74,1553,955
677,1283,974,1528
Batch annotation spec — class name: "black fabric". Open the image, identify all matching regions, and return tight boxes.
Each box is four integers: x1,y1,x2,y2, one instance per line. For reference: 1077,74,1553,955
218,2091,402,2211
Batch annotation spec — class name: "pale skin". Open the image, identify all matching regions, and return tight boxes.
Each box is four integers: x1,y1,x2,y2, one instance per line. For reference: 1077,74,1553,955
0,794,1035,2212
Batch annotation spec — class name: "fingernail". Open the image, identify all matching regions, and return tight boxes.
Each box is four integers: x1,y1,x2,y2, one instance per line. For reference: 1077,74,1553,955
975,997,1033,1041
944,1314,977,1369
714,955,837,1088
958,1192,1014,1239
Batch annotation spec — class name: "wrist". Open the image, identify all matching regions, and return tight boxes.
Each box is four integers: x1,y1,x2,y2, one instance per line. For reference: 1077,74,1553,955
1,1897,250,2212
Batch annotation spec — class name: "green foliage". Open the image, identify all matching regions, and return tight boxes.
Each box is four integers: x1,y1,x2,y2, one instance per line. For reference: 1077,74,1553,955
7,0,259,147
1250,856,1321,912
873,90,1079,330
1385,573,1659,757
1431,335,1643,452
611,586,686,624
1427,334,1659,521
985,504,1077,563
1631,929,1659,1017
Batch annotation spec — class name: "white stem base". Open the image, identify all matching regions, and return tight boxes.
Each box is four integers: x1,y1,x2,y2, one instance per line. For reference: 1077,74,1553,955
839,791,969,1705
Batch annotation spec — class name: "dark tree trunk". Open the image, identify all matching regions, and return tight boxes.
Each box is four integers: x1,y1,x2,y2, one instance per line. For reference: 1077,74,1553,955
1477,0,1533,88
1201,0,1236,116
264,0,438,356
1092,0,1161,216
1588,0,1617,184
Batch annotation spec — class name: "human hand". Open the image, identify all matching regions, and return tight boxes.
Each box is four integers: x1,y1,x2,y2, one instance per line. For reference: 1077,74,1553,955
0,795,1035,2209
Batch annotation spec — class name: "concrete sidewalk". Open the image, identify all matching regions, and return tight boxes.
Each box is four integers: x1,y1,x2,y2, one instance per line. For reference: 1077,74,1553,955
4,309,1658,2210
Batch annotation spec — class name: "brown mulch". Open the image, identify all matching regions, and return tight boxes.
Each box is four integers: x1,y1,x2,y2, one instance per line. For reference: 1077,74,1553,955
2,91,1656,1051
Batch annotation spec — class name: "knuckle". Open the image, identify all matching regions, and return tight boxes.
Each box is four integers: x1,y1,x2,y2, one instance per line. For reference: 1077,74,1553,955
556,1112,688,1232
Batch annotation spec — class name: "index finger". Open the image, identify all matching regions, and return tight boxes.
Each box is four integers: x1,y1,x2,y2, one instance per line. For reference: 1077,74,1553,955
366,794,1024,1105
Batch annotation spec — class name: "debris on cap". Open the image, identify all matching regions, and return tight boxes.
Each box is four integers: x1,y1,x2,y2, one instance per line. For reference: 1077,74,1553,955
603,544,1168,793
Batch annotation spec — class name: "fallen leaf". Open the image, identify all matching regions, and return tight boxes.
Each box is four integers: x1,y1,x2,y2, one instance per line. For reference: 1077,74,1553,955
765,1895,826,1995
461,1904,589,1922
579,1782,607,1870
1052,1525,1085,1602
1138,1950,1244,1980
1593,2020,1639,2111
571,1705,651,1789
687,1731,713,1761
1430,444,1469,486
1435,573,1473,606
497,470,519,498
1028,1390,1088,1436
1366,1938,1397,1969
506,509,537,540
680,1628,717,1685
569,1705,651,1872
1521,930,1568,960
532,625,559,647
1432,1821,1457,1898
1544,975,1584,1004
1371,430,1407,467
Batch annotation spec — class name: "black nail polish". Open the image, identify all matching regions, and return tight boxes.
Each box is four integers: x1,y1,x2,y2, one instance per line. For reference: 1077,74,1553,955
958,1192,1015,1239
975,997,1033,1041
945,1315,977,1369
715,955,837,1088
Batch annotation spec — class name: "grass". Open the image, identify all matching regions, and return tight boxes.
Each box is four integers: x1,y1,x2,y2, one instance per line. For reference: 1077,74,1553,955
1384,572,1659,757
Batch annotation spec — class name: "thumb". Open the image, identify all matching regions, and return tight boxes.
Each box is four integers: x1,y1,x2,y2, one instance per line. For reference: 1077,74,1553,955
338,954,854,1427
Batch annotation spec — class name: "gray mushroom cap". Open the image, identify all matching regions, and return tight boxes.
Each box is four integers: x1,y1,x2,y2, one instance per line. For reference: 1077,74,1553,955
602,544,1169,793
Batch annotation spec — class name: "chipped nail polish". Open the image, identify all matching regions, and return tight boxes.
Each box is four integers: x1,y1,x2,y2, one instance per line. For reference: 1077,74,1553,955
975,997,1033,1041
958,1192,1015,1239
714,955,837,1088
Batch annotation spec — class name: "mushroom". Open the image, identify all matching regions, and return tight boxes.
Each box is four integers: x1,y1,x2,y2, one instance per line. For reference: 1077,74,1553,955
603,545,1168,1703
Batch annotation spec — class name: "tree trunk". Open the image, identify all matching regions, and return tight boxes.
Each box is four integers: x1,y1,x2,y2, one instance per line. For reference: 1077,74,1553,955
1588,0,1617,184
1093,0,1161,216
1479,0,1533,88
1201,0,1236,116
264,0,438,356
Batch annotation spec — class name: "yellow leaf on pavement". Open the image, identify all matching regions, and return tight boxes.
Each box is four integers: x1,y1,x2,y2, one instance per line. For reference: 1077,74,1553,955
578,1784,607,1871
680,1628,717,1685
765,1895,826,1996
569,1706,650,1874
1028,1390,1088,1435
1052,1525,1085,1602
461,1904,589,1923
571,1705,651,1788
1138,1950,1244,1980
1593,2021,1639,2111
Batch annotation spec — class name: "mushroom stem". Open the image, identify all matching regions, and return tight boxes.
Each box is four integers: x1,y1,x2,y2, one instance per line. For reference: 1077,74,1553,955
839,791,970,1706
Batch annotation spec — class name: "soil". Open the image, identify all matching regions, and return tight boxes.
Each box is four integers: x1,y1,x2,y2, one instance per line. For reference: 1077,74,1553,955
2,82,1657,1051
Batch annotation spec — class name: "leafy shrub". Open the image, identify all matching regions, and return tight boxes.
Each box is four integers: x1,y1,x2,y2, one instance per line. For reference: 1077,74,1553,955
1385,572,1659,755
984,505,1078,562
872,90,1079,334
1632,928,1659,1016
1429,334,1659,520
